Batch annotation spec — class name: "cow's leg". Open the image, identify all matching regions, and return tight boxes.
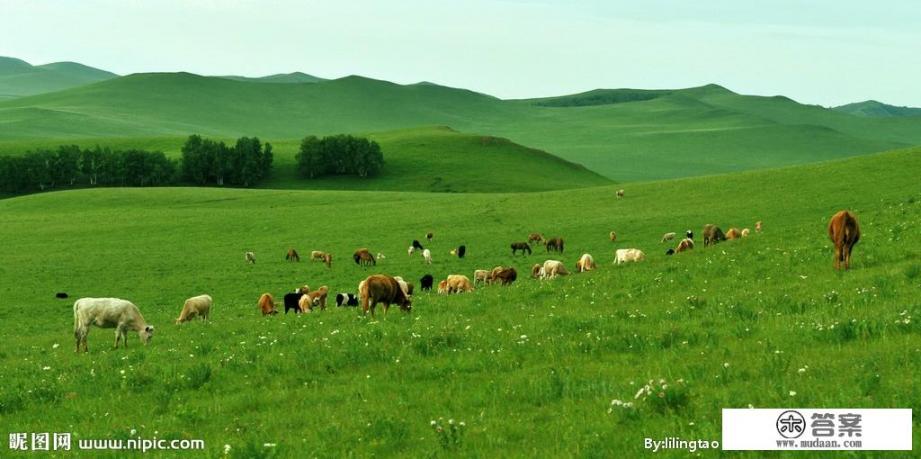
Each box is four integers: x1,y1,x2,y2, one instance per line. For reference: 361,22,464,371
383,302,390,314
833,245,841,270
75,329,82,353
114,329,121,349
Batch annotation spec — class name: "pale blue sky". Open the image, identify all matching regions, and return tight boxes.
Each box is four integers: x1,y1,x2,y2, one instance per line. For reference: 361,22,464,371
1,0,919,106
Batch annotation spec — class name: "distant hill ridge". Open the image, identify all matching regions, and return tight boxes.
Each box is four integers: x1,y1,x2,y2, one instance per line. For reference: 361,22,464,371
833,100,921,118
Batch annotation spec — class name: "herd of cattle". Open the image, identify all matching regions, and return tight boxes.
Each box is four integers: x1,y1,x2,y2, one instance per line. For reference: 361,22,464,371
70,211,861,352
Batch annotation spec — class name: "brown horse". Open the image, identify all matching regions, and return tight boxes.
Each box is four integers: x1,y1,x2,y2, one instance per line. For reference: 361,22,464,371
828,210,860,270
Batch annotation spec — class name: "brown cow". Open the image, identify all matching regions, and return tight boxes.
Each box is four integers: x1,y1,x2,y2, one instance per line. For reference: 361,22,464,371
311,250,332,268
616,189,625,198
359,275,412,316
493,267,517,285
530,263,543,279
257,293,277,316
726,228,742,240
755,221,763,233
609,231,617,242
437,279,449,294
302,285,329,312
703,224,726,246
511,242,532,256
828,210,860,270
545,237,564,253
286,249,300,262
675,238,694,253
353,248,376,266
528,232,545,244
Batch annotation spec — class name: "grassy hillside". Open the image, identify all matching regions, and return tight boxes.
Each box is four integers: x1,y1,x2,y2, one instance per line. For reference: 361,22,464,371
0,126,611,193
833,100,921,118
1,147,919,456
0,56,117,100
2,73,919,181
219,72,326,84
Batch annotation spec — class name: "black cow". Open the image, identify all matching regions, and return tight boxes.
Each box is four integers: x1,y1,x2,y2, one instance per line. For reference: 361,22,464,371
284,292,306,314
420,274,434,291
336,293,359,307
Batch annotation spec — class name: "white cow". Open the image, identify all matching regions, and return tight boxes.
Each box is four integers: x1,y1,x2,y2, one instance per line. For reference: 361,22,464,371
540,260,569,279
74,298,154,352
422,249,432,264
244,251,256,264
615,248,646,264
407,245,417,256
575,253,595,273
176,294,212,324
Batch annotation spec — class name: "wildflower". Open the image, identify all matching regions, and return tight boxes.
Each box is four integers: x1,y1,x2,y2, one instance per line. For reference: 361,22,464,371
263,443,276,448
42,366,51,371
430,420,436,426
797,368,806,374
223,444,231,454
52,343,60,349
723,362,730,368
789,391,797,397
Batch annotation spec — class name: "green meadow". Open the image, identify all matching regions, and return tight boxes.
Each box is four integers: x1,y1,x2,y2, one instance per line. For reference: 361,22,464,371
3,72,921,181
1,147,919,457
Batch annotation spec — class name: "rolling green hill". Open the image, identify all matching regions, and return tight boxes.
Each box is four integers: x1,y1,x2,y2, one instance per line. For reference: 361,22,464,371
219,72,326,84
1,71,921,181
0,56,117,100
833,100,921,118
0,126,611,193
1,147,919,455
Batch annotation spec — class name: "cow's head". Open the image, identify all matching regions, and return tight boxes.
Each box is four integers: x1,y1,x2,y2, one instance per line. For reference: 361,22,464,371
140,325,155,344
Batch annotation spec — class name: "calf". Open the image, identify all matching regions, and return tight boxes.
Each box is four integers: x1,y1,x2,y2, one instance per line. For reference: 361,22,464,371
422,248,432,264
258,293,277,316
661,232,676,243
336,292,359,307
286,249,300,262
545,237,564,253
311,251,332,268
245,251,256,264
420,274,434,291
510,242,531,256
615,248,645,264
575,253,595,273
473,269,489,286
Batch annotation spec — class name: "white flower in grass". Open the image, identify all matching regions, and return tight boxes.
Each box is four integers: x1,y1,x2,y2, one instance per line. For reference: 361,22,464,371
723,362,730,368
789,391,797,397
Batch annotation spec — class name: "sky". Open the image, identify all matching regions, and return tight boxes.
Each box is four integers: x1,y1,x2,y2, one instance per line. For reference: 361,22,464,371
1,0,919,106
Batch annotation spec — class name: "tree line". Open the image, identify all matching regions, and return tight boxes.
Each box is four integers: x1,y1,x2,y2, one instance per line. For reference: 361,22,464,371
0,135,274,196
296,134,384,179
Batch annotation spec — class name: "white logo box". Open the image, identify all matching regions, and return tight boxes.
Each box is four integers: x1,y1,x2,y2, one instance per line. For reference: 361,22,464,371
722,408,912,451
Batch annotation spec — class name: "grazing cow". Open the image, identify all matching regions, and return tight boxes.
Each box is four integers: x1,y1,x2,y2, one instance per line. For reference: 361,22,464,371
741,228,751,237
176,294,212,324
412,240,424,251
456,245,466,259
311,251,332,268
336,293,359,307
393,276,413,297
408,245,417,256
665,248,675,256
286,249,300,262
528,233,545,244
675,238,694,253
616,189,625,198
245,251,256,264
755,221,763,233
258,293,277,316
661,232,676,243
511,242,532,256
530,263,543,279
702,224,726,246
575,253,595,273
726,228,742,240
473,269,489,286
359,274,412,316
284,287,309,314
437,280,449,294
493,267,517,285
443,274,474,293
609,231,617,242
828,210,860,270
422,249,432,264
426,232,434,242
302,286,329,312
686,230,694,240
615,248,646,264
545,237,564,253
539,260,569,279
353,249,376,266
73,298,154,352
420,274,434,291
56,292,69,299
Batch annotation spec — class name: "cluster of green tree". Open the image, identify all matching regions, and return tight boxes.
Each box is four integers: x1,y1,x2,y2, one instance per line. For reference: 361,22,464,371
181,135,273,187
0,145,176,194
296,134,384,179
0,135,275,196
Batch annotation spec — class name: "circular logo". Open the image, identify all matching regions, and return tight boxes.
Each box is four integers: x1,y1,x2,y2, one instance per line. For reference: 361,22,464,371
776,410,806,439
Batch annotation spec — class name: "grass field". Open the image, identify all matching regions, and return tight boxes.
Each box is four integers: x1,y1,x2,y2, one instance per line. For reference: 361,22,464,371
3,72,920,181
1,147,919,457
